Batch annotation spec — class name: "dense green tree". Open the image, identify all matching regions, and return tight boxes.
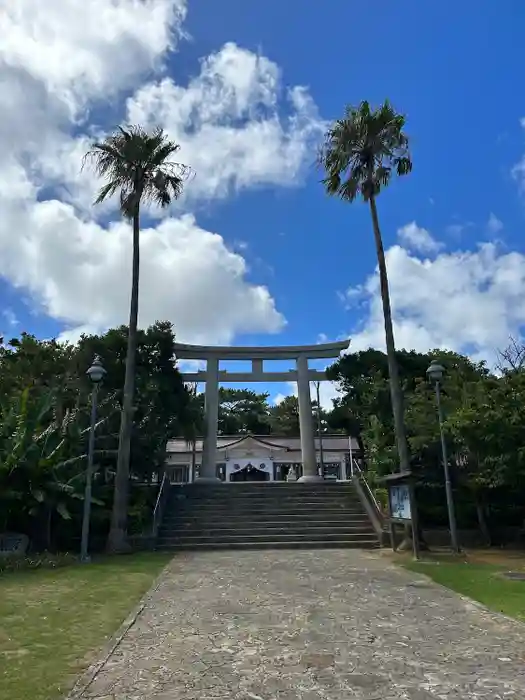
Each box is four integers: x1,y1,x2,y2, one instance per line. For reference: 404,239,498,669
319,101,413,473
84,126,191,552
330,345,525,538
446,371,525,540
0,322,193,551
328,348,488,471
268,395,300,436
218,388,272,435
75,321,192,484
0,333,79,419
405,352,487,456
5,326,525,549
327,349,429,465
193,389,330,438
0,379,110,549
402,354,487,532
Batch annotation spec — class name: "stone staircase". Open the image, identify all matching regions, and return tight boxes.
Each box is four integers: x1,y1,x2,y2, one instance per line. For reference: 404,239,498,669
156,482,380,551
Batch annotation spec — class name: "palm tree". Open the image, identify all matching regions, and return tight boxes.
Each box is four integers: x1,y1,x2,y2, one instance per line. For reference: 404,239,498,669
83,125,191,552
319,100,412,473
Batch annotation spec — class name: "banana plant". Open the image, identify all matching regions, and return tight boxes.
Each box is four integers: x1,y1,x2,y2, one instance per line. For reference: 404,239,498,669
0,384,118,542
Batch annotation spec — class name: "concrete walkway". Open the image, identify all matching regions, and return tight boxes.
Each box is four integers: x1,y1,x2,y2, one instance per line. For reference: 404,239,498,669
74,550,525,699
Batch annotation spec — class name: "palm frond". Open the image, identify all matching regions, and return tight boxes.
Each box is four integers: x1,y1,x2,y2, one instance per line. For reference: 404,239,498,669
94,180,120,206
318,99,412,202
83,124,192,216
395,156,412,176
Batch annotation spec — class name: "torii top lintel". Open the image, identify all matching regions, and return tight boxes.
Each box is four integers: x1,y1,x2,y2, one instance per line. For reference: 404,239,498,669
173,339,351,361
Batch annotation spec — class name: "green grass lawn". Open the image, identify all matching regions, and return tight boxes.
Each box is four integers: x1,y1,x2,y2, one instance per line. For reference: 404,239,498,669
0,552,172,700
401,551,525,623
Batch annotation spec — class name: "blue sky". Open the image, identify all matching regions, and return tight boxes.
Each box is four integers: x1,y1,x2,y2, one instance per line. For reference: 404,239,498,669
2,1,525,405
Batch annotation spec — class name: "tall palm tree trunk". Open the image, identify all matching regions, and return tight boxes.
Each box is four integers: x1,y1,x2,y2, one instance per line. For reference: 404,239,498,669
369,194,411,474
107,205,141,552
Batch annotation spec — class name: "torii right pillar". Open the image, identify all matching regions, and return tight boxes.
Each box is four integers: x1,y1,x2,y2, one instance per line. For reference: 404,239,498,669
296,354,323,482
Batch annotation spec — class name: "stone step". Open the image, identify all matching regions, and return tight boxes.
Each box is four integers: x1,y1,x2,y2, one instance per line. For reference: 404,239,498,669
164,504,373,518
163,510,369,525
170,506,363,515
159,524,375,538
174,482,355,496
168,492,359,503
157,482,376,552
170,497,361,506
157,531,379,546
176,486,356,499
165,506,368,515
168,510,368,524
162,523,370,534
167,500,362,511
174,481,354,487
161,514,371,525
168,513,367,524
179,482,355,487
156,539,379,551
175,486,357,496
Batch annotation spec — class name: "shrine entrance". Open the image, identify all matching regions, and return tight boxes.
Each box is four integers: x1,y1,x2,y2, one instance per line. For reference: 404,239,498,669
230,463,270,482
174,339,350,483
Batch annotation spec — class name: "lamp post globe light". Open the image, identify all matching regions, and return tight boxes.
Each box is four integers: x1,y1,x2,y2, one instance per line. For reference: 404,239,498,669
426,360,444,383
426,360,460,552
80,355,106,562
86,355,106,384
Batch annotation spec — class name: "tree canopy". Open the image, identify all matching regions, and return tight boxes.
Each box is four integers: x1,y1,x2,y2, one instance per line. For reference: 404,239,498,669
0,322,192,551
3,329,525,550
319,100,412,203
83,125,191,218
328,345,525,539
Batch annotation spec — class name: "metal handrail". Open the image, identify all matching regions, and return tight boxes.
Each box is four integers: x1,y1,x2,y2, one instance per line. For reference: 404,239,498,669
152,471,169,536
351,458,381,514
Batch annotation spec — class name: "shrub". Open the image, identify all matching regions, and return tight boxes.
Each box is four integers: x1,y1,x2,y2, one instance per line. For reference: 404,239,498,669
0,551,78,574
373,486,389,514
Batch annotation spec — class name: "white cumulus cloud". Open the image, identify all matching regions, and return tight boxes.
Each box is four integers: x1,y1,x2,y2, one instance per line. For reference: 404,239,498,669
0,1,324,344
0,0,187,110
397,221,442,254
126,42,325,202
343,240,525,365
0,199,284,344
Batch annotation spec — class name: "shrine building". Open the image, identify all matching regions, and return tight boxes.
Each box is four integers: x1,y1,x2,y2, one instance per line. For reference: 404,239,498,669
165,434,361,483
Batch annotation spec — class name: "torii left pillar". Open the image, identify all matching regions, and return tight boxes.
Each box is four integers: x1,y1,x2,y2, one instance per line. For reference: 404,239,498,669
200,357,220,481
296,355,323,482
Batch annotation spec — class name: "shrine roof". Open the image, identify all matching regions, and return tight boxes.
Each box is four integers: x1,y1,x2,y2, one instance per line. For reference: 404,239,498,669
166,434,359,453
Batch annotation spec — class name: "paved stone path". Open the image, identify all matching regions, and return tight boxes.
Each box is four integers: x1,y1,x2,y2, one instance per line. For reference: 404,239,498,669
74,550,525,699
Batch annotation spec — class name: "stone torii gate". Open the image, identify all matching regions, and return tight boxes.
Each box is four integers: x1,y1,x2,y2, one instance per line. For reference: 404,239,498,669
174,339,350,482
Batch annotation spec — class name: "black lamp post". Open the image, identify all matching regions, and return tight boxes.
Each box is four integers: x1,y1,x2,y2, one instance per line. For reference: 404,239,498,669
314,381,325,477
80,355,106,562
426,360,460,552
